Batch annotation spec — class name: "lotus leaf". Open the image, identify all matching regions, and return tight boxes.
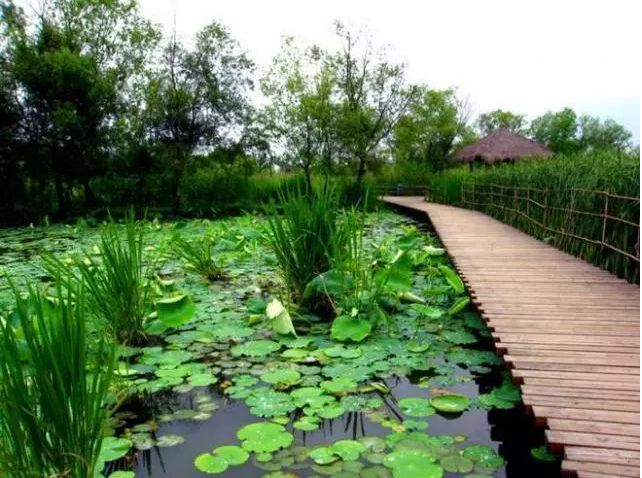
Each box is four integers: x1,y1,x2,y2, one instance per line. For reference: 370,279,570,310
98,436,132,462
108,472,135,478
320,377,358,394
331,315,372,342
358,436,387,453
156,294,196,328
441,330,476,345
439,454,474,473
293,415,321,431
237,422,294,453
397,398,435,417
330,440,367,461
322,345,363,358
155,434,185,447
430,394,470,413
309,446,340,464
530,446,560,462
230,340,281,357
246,388,296,417
438,265,464,294
407,341,430,353
188,373,217,386
383,450,442,478
462,445,504,468
447,297,470,316
261,369,301,386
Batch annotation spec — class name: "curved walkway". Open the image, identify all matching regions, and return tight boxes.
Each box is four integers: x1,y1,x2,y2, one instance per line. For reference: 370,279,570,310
384,196,640,478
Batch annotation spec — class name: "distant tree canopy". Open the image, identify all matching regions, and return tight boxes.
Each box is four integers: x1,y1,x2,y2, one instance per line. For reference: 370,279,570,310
0,0,637,223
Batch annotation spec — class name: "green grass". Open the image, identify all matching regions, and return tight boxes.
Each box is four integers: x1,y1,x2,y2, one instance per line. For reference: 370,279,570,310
0,278,116,478
171,235,223,281
426,151,640,282
266,186,348,304
43,214,154,344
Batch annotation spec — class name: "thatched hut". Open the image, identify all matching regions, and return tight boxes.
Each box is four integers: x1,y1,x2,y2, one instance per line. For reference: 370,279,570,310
454,128,552,168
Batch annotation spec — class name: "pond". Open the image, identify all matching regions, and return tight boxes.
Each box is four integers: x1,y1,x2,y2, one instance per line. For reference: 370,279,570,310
0,211,562,478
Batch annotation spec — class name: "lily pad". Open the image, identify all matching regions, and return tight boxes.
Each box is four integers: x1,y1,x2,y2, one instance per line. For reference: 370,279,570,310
331,315,372,342
383,450,443,478
293,415,321,431
156,294,196,328
98,436,132,462
231,340,281,357
237,422,294,453
397,398,435,417
261,369,301,387
156,434,185,447
430,394,470,413
309,446,340,464
330,440,367,461
320,377,358,394
246,388,296,417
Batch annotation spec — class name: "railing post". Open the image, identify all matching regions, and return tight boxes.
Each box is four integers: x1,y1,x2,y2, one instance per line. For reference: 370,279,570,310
601,192,609,248
543,189,549,231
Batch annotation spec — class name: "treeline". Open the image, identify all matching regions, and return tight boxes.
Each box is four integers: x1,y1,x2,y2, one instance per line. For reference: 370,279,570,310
0,0,637,224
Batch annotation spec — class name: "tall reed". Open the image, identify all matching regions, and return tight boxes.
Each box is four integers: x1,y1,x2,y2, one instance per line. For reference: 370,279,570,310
0,279,116,477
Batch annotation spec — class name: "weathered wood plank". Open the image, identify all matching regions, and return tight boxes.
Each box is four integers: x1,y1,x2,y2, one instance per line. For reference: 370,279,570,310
383,197,640,477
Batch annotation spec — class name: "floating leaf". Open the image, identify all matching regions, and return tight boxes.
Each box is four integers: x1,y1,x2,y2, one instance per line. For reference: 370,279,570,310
430,394,470,413
98,436,132,462
231,340,281,357
156,294,196,328
383,449,443,478
188,373,217,386
330,439,367,461
261,369,301,387
246,388,296,417
407,341,430,353
331,315,372,342
237,422,294,453
321,377,358,394
440,454,474,473
530,445,560,462
304,269,352,299
441,330,476,345
397,398,435,417
308,446,340,465
156,434,185,447
462,445,504,469
293,415,320,431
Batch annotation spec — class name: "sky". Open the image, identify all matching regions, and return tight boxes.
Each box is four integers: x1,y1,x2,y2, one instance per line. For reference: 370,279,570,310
18,0,642,143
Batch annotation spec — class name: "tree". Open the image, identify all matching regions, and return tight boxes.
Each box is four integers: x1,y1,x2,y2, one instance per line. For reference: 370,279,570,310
393,86,471,171
577,115,632,153
146,22,254,212
1,0,158,215
331,23,416,183
476,109,527,135
529,107,579,155
260,38,337,191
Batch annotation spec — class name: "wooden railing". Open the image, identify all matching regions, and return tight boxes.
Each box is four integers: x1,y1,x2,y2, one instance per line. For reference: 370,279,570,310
460,182,640,264
373,184,430,196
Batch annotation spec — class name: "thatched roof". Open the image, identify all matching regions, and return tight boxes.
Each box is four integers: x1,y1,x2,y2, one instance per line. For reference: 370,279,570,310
454,128,552,164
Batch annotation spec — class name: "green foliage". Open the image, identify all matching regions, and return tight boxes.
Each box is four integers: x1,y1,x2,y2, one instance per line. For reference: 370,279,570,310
266,186,347,303
476,109,527,135
428,151,640,282
0,279,116,478
171,235,222,281
43,214,154,344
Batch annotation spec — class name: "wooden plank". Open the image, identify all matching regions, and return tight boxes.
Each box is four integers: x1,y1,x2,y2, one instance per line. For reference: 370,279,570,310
383,198,641,477
549,419,639,437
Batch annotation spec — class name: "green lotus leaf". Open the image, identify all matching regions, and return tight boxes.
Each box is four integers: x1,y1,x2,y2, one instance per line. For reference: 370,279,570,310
441,330,476,345
462,445,504,469
438,265,465,294
383,449,442,478
331,315,372,342
358,436,387,453
214,445,249,466
304,269,352,299
261,369,301,387
322,345,363,358
430,394,470,413
410,304,445,319
281,348,310,360
315,402,346,419
530,445,560,462
188,373,217,386
230,340,281,357
309,446,340,464
311,461,344,475
402,419,428,431
330,440,367,461
290,387,327,407
397,398,435,417
293,415,321,431
237,422,294,453
407,341,430,353
194,453,228,474
439,454,474,473
360,465,392,478
320,377,358,394
210,324,254,339
108,472,135,478
246,388,296,417
98,436,132,462
156,294,196,328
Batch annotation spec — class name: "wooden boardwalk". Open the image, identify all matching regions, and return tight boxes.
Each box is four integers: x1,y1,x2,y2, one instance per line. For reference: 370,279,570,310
384,196,641,478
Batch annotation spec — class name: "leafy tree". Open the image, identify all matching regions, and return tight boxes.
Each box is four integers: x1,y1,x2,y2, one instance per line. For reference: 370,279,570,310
260,38,337,191
529,107,579,154
393,86,471,171
577,114,632,153
146,22,254,212
476,109,527,135
331,23,416,183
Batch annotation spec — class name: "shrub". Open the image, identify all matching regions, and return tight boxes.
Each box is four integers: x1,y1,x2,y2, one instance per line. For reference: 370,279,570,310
171,235,223,281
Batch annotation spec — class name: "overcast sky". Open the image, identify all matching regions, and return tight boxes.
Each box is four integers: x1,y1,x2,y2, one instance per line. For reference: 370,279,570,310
20,0,641,143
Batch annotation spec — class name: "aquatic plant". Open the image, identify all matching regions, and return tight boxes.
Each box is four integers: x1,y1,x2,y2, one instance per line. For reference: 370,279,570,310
265,185,347,303
0,279,116,478
170,234,223,281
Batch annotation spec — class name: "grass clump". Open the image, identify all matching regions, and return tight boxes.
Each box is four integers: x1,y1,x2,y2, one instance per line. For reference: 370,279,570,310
0,279,116,477
170,235,223,281
266,186,347,303
43,214,154,344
